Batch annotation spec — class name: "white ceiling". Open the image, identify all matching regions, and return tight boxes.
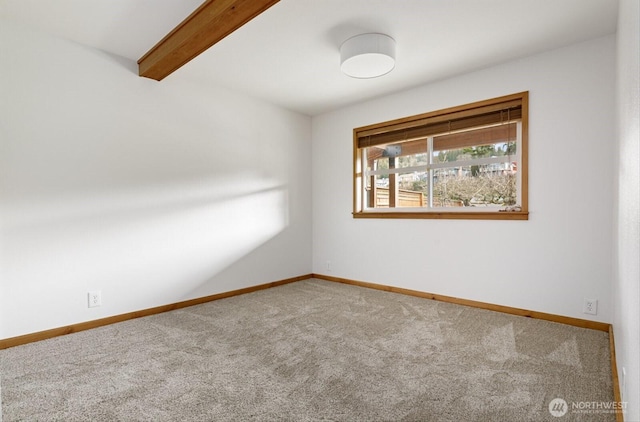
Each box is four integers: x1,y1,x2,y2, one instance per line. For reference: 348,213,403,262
0,0,618,116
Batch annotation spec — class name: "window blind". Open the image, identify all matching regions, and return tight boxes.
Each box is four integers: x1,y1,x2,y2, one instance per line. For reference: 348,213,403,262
357,99,522,149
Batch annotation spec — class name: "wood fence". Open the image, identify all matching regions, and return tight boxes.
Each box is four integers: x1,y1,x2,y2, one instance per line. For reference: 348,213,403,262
374,188,464,207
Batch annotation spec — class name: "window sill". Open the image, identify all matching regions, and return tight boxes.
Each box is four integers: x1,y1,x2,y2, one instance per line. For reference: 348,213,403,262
352,211,529,220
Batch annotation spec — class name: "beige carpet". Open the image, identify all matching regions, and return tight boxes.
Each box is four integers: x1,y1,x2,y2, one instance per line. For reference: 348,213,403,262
0,279,614,421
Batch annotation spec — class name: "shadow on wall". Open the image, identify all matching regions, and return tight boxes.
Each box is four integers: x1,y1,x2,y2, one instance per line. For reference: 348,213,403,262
0,19,309,339
0,174,289,336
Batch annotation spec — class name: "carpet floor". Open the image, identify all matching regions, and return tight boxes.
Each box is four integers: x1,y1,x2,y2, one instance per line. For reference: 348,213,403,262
0,279,615,421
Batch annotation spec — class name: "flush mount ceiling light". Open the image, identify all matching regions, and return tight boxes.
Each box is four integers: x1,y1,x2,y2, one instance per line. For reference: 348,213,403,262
340,33,396,79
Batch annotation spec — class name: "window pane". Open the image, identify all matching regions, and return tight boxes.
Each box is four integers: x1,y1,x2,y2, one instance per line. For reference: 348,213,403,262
366,174,389,208
366,140,429,171
397,171,427,207
432,163,517,207
396,151,429,169
434,141,517,164
365,140,518,209
367,172,428,208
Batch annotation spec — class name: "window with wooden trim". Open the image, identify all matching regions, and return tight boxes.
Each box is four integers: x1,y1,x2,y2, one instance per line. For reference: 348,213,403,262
353,92,528,220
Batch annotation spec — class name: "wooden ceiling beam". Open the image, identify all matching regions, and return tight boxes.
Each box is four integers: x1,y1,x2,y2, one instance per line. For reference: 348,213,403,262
138,0,280,81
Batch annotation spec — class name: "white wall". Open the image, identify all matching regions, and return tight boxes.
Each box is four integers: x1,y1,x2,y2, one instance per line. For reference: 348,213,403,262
0,20,312,339
614,0,640,418
312,35,616,323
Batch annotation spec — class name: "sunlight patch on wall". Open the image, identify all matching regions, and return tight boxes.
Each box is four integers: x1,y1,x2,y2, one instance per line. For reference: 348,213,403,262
0,174,289,338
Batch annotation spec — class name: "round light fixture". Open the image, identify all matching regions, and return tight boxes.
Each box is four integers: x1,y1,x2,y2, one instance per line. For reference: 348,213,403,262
340,33,396,79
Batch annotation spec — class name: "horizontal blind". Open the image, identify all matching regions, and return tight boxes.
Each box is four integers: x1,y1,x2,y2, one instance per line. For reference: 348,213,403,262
433,122,517,151
357,98,522,149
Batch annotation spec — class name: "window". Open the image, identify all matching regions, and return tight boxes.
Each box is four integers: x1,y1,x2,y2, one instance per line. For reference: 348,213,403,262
353,92,528,220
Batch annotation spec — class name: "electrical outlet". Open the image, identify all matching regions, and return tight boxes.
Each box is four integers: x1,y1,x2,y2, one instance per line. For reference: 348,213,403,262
583,298,597,315
88,291,102,308
326,260,332,272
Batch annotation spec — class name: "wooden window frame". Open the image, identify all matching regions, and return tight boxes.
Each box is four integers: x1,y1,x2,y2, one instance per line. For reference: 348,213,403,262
353,92,529,220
